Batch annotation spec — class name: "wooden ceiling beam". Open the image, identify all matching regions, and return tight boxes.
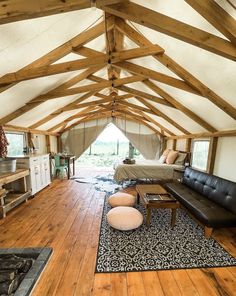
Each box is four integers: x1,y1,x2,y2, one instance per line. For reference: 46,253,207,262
138,111,176,136
31,75,144,102
105,13,122,84
95,92,133,100
114,107,148,122
166,129,236,140
0,66,102,125
47,105,109,132
184,0,236,45
28,91,97,129
137,97,190,135
62,111,113,133
64,95,128,111
114,112,160,134
117,20,236,120
47,105,97,132
143,79,217,132
110,45,164,62
4,124,58,136
113,61,199,95
114,106,165,135
0,0,124,25
0,56,108,87
116,85,173,108
123,104,173,136
0,21,105,93
32,81,110,102
103,2,236,61
65,98,113,110
117,100,157,116
0,46,163,86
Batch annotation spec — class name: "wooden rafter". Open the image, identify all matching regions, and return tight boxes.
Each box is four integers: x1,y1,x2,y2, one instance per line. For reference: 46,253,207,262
96,93,133,100
114,107,148,123
0,56,108,86
0,46,163,87
113,61,199,95
0,66,103,125
30,75,144,102
138,111,176,136
47,104,110,132
103,2,236,61
114,107,164,135
105,13,123,83
116,85,174,108
0,0,124,25
143,80,217,132
184,0,236,45
114,112,160,134
3,124,58,136
116,20,236,120
136,98,190,135
88,74,174,108
167,129,236,139
123,106,174,136
29,91,97,129
64,98,113,110
0,21,105,93
62,111,113,133
116,100,157,116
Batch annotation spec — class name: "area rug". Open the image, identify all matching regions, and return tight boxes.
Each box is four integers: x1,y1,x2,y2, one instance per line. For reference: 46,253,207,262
73,173,137,192
95,196,236,272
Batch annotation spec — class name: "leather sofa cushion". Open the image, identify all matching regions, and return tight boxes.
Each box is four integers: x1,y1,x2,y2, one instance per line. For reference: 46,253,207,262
165,182,236,228
183,167,236,215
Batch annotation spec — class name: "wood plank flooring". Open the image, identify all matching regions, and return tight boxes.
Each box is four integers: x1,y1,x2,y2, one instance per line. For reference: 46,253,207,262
0,169,236,296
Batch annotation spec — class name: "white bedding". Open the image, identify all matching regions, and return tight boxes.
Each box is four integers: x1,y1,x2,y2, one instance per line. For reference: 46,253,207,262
113,160,183,182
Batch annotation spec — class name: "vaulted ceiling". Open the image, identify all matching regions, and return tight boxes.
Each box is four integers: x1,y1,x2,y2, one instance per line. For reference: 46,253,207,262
0,0,235,137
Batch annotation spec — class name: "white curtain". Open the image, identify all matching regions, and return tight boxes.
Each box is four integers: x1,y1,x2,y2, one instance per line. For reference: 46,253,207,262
114,118,160,159
61,118,111,158
61,117,160,160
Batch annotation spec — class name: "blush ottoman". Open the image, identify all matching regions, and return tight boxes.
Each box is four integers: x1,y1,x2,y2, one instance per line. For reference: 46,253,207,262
108,192,136,207
107,206,143,231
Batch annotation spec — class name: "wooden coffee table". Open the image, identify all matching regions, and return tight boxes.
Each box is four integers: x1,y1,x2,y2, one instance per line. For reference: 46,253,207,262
136,184,180,228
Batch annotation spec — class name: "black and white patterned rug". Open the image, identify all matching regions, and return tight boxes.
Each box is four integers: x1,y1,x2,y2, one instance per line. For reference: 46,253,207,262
96,196,236,272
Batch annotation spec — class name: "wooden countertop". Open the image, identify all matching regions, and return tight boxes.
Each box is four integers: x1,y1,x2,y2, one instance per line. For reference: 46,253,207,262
0,169,29,185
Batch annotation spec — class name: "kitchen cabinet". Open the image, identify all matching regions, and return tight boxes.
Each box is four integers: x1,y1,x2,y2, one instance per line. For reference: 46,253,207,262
15,154,51,195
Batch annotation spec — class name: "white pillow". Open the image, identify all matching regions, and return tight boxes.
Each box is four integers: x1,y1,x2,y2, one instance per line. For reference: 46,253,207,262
158,155,167,164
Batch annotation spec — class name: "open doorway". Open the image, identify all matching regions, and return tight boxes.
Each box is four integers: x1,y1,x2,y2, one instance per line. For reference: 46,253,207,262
76,123,144,169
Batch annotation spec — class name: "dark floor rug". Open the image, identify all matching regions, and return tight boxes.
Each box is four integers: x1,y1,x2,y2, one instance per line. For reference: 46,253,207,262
96,196,236,273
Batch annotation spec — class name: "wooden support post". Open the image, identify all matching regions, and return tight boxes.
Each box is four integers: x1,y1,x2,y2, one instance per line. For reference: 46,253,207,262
185,138,192,152
160,135,166,155
27,132,33,149
172,139,177,150
46,135,51,154
57,136,62,153
207,137,218,174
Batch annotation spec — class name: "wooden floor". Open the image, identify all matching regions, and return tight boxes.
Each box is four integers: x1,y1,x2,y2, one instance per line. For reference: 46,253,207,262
0,168,236,296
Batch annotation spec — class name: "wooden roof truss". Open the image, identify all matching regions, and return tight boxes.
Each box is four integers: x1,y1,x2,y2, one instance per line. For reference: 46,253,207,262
0,0,235,137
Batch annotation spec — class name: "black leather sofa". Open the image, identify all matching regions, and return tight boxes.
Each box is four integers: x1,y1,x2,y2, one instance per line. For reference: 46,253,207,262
165,167,236,237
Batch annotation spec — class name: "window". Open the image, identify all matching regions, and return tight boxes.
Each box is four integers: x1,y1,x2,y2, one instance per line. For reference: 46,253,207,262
191,139,210,171
5,132,25,156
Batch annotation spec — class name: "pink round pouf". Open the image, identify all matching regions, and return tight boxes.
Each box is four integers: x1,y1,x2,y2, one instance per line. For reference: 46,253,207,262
107,206,143,231
108,192,136,207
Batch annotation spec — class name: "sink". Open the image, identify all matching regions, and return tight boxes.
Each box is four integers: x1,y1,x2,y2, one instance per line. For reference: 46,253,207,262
0,158,16,174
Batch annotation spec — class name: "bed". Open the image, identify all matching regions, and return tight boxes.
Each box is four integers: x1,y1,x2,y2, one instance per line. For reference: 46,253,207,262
113,160,184,183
